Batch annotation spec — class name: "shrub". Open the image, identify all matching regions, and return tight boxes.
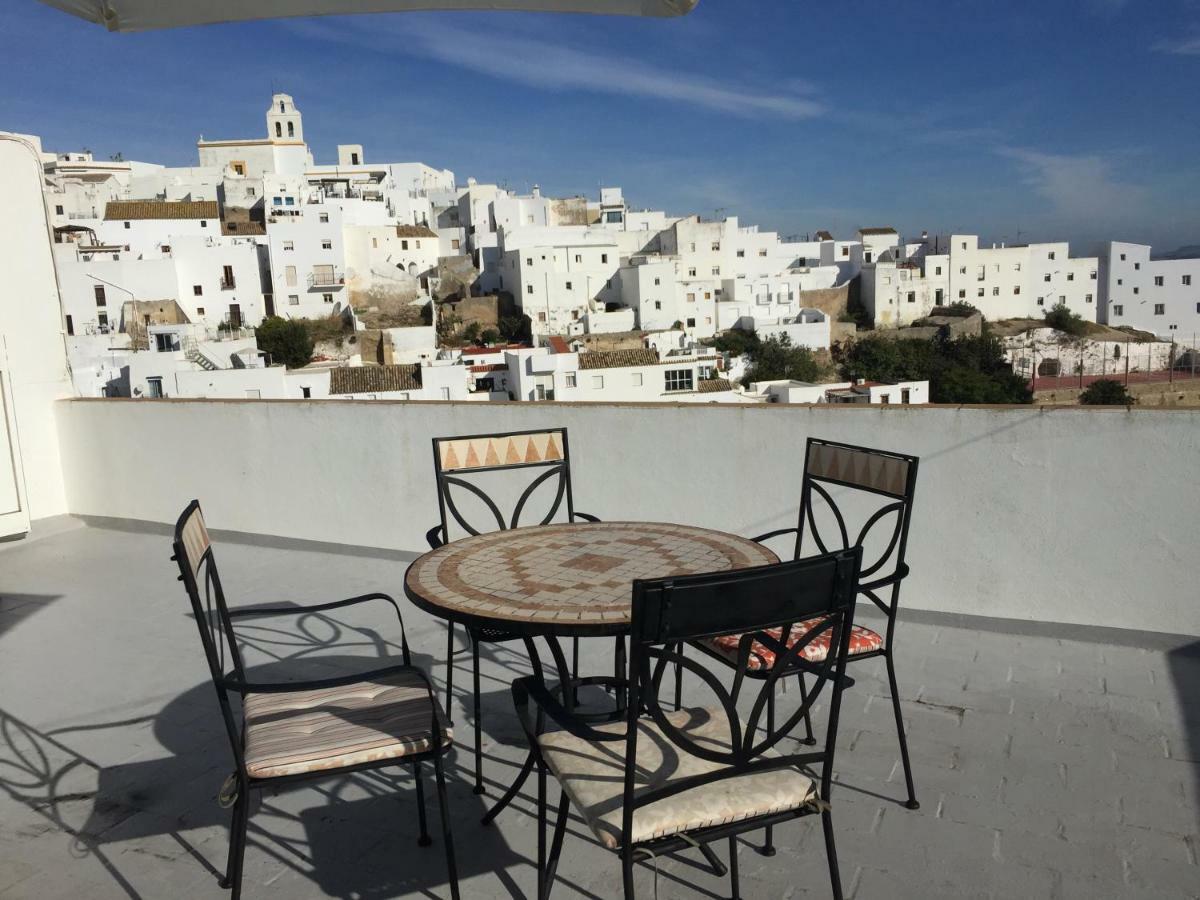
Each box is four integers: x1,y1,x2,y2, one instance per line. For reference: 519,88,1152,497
460,322,482,345
480,327,501,345
1044,302,1087,337
740,334,829,387
709,328,759,357
1079,379,1135,406
255,317,314,369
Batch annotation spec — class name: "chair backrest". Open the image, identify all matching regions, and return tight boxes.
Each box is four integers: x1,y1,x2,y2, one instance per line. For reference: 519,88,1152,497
623,549,861,843
431,428,577,541
171,500,246,766
797,438,918,618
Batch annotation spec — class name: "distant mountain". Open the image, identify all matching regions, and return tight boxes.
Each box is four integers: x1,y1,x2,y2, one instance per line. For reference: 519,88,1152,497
1152,244,1200,260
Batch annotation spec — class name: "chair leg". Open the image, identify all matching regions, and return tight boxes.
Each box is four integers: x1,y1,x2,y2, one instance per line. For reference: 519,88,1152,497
797,673,817,746
536,762,547,900
433,754,461,900
472,637,485,795
444,622,456,726
821,807,844,900
543,790,570,899
220,780,249,897
414,762,432,847
885,651,920,810
698,842,727,877
728,836,741,900
621,847,636,899
759,690,776,857
673,643,683,712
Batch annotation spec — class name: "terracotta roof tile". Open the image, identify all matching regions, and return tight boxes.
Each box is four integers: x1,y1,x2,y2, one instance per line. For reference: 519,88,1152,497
329,364,421,395
698,378,734,393
104,200,218,221
858,226,897,236
577,349,659,370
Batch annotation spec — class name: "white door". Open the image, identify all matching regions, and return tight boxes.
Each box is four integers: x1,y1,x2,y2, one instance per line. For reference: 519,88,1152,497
0,368,30,538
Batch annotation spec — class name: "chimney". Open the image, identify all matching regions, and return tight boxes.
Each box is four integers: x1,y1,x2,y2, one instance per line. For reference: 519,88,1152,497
532,184,541,198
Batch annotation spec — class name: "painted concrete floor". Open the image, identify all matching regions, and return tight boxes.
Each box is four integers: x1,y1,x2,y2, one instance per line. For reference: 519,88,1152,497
0,519,1197,900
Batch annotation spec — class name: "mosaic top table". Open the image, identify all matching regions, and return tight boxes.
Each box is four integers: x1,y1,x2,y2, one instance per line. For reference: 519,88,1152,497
403,521,780,638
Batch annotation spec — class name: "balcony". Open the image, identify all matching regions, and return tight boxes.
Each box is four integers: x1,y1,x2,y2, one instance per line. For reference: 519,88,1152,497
307,267,345,289
219,275,236,290
1,400,1197,899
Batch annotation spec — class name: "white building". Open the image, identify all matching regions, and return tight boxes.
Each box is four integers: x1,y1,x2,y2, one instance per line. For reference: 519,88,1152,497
947,235,1098,321
861,256,950,328
1098,242,1200,338
197,93,313,178
752,378,929,405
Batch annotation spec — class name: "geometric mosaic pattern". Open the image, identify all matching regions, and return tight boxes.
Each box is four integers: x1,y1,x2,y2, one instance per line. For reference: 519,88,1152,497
807,441,910,497
406,522,779,629
437,431,564,472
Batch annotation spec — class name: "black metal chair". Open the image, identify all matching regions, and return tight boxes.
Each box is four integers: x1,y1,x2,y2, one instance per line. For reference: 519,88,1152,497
692,437,921,835
171,500,459,900
514,550,862,900
426,427,600,795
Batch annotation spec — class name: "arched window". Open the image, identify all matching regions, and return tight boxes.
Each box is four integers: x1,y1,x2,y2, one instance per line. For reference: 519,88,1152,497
280,100,285,113
287,121,294,137
1113,345,1121,360
275,122,282,138
408,262,417,276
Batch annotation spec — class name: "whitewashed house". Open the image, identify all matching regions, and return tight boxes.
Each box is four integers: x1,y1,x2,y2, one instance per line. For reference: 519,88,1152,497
1099,242,1200,338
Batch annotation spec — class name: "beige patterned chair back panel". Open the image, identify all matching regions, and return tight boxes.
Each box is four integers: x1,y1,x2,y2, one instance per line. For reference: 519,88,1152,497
807,442,910,497
179,507,212,575
438,431,565,472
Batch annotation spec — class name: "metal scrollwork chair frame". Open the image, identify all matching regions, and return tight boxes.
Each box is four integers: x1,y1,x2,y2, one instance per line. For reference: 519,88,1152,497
426,427,600,795
172,500,459,900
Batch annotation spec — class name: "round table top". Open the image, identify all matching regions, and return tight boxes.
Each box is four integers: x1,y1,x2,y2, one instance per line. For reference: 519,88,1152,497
404,521,780,636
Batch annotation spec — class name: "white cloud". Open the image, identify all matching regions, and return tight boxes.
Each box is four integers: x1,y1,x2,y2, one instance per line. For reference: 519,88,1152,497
284,18,823,120
1152,34,1200,55
998,147,1149,226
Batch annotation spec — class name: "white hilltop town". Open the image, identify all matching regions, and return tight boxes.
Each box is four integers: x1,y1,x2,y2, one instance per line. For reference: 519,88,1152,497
26,93,1200,405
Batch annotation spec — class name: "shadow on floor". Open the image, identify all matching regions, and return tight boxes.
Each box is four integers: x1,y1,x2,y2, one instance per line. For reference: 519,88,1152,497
1166,639,1200,830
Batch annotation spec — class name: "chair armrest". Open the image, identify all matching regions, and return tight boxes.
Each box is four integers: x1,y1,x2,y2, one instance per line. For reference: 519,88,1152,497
572,511,601,523
860,562,909,592
227,593,411,664
220,661,420,695
426,524,445,549
512,675,628,746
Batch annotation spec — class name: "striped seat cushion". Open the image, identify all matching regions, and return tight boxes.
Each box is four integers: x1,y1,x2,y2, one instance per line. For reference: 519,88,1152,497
243,668,451,780
539,707,815,850
703,617,884,672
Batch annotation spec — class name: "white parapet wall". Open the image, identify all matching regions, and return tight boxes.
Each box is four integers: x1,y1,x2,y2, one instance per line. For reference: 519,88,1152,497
54,399,1200,636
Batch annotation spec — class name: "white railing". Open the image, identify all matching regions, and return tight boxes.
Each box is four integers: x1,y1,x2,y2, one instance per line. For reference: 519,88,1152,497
54,399,1200,636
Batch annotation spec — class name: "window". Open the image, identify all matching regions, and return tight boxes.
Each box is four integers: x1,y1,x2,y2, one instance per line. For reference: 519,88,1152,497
1067,273,1075,281
321,239,332,250
993,287,1000,296
439,388,451,401
65,315,73,335
1182,275,1192,286
287,121,294,137
282,240,294,251
688,268,697,277
123,221,130,229
55,204,64,215
1091,271,1097,280
977,288,985,297
711,242,720,251
1048,251,1056,260
1114,305,1124,316
537,312,546,322
565,373,577,388
372,237,378,249
232,162,245,176
631,373,643,387
686,317,696,328
93,285,106,306
1154,304,1165,315
285,265,297,287
654,277,661,286
901,388,911,404
1134,262,1141,270
1155,276,1164,287
664,369,694,392
737,249,745,258
711,267,720,276
1014,286,1021,295
591,375,604,389
452,239,461,250
146,377,163,399
759,248,768,257
1059,296,1066,304
319,213,329,224
935,266,942,276
196,307,205,316
97,312,108,329
193,284,203,296
288,295,299,306
601,254,608,264
1085,293,1094,304
654,301,662,310
526,285,534,295
222,265,235,288
687,292,696,303
907,292,916,303
958,290,966,299
959,266,967,275
201,220,208,228
865,252,873,264
301,387,311,399
565,281,573,290
1044,274,1052,282
841,247,849,257
689,243,696,252
1117,278,1123,286
1120,253,1126,261
961,241,967,250
323,293,333,304
1037,297,1045,306
285,197,295,207
879,394,890,405
574,254,582,263
1133,287,1140,295
525,257,533,266
273,197,283,207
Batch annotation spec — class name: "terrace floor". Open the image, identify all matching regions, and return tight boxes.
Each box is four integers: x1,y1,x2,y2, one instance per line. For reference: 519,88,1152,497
0,519,1197,900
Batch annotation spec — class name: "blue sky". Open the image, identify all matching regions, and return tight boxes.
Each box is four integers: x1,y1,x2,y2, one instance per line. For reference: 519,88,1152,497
3,0,1199,251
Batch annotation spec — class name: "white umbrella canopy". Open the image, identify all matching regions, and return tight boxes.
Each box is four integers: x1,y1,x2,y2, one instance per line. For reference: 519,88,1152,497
39,0,697,31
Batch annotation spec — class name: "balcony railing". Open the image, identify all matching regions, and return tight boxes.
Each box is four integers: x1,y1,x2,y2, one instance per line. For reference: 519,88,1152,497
307,268,345,288
220,276,236,290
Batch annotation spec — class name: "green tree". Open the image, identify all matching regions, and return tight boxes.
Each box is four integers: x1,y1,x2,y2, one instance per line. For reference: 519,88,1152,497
708,328,760,357
1044,302,1087,336
255,317,314,369
1079,379,1135,406
460,321,482,345
480,327,501,345
498,315,529,343
740,334,829,387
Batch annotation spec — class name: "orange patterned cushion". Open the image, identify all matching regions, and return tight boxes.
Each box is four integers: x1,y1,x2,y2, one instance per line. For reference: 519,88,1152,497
705,617,883,671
